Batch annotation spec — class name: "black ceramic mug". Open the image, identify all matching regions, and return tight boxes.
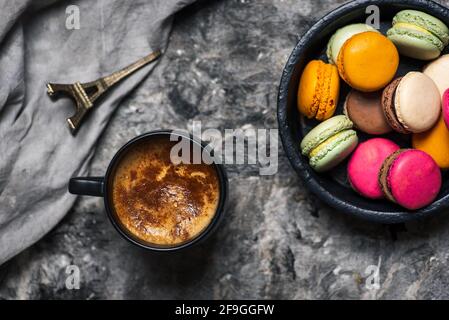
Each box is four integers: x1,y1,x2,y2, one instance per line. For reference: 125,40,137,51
69,130,228,251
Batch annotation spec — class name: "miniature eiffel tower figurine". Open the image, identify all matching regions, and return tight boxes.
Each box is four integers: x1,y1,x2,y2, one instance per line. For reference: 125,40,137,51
46,49,161,134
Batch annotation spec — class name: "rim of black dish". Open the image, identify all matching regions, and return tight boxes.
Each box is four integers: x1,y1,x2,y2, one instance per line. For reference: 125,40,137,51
102,130,228,251
277,0,449,224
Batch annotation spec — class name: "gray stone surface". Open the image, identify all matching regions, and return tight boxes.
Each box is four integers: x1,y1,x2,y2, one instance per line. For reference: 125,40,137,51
1,0,449,300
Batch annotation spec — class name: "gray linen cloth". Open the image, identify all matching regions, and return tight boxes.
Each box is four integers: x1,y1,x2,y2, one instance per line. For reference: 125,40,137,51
0,0,194,265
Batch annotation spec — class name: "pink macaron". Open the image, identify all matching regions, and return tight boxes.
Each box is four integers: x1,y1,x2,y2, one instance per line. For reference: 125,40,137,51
379,149,442,210
348,138,400,199
443,88,449,129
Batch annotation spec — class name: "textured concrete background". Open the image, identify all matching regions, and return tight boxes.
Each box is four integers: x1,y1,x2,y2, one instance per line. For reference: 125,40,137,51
1,0,449,299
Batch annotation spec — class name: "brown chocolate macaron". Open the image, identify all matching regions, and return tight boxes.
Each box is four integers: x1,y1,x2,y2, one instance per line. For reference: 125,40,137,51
378,149,404,203
344,90,392,135
382,77,410,134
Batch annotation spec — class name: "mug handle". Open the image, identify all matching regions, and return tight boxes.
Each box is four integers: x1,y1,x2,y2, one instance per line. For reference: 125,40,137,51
69,177,105,197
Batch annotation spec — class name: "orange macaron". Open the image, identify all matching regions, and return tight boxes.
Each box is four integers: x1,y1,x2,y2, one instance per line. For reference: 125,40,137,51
412,116,449,169
297,60,340,121
337,31,399,92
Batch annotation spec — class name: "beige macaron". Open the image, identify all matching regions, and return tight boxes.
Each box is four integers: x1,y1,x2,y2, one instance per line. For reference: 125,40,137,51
423,54,449,97
394,72,441,133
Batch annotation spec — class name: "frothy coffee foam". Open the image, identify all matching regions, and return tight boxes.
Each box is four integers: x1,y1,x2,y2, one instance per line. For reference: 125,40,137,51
111,137,220,246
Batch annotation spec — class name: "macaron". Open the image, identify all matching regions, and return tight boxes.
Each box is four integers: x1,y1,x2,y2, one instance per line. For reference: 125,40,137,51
337,31,399,92
326,23,379,64
343,90,392,135
300,115,358,172
444,88,449,129
413,116,449,170
382,77,408,134
387,10,449,60
382,72,440,133
297,60,340,121
379,149,442,210
423,54,449,97
348,138,400,199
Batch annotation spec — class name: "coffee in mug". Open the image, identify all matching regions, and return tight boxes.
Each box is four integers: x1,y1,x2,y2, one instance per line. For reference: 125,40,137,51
110,136,220,246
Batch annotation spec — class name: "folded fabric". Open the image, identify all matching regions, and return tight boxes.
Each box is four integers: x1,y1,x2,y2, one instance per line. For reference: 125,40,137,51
0,0,195,265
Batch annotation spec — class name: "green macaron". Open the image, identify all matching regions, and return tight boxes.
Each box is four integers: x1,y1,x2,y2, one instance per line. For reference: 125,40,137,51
300,115,358,172
326,23,379,64
387,10,449,60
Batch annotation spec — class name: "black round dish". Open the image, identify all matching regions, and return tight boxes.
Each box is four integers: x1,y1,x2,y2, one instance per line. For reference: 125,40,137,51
277,0,449,224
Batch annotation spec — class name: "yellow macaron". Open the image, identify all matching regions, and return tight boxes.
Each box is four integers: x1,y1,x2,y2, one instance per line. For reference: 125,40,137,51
412,116,449,169
337,31,399,92
297,60,340,121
